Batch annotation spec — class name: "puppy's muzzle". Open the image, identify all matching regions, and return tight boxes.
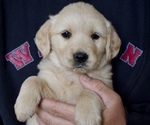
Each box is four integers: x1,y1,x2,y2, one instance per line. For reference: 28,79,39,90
73,52,88,64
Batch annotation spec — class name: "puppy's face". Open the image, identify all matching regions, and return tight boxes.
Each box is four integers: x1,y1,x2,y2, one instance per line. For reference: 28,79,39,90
36,2,121,73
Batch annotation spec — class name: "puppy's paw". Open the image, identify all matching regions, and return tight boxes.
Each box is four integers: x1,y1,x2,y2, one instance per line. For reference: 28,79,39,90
14,76,42,122
75,90,103,125
75,106,102,125
26,114,39,125
14,91,40,122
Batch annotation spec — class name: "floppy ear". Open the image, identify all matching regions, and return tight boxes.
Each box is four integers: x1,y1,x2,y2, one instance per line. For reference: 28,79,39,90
35,19,51,58
106,25,121,60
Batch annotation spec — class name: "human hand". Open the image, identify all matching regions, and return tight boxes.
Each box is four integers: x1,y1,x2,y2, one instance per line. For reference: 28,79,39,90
80,74,126,125
37,75,126,125
36,99,75,125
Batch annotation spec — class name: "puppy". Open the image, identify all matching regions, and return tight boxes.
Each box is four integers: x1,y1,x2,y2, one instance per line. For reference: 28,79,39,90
14,2,121,125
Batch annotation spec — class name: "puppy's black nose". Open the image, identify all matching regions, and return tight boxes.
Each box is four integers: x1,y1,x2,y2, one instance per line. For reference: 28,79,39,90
73,52,88,63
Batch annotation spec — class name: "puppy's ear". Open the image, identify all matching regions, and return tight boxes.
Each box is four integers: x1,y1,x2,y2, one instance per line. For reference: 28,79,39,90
35,19,51,58
106,25,121,60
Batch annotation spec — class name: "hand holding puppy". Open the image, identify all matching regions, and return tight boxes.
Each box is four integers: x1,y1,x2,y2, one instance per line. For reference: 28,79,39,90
37,75,126,125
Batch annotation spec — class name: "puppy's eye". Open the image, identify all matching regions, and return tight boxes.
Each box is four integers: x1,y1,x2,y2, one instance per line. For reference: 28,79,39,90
91,33,100,40
61,30,71,39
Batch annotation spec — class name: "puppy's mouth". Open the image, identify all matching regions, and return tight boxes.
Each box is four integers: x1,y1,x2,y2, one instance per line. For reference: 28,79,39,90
72,62,88,73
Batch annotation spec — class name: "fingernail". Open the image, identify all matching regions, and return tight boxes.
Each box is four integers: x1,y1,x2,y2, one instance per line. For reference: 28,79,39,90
81,75,91,82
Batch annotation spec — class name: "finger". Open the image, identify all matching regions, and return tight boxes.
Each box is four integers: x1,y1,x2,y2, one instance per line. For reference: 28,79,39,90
37,108,74,125
39,99,75,123
37,116,46,125
80,75,120,107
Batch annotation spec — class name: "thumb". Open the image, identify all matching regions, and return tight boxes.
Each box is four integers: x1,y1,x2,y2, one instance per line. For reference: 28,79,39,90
80,75,118,106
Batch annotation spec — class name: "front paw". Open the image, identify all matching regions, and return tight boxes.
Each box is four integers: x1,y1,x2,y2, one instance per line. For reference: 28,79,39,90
75,105,101,125
75,90,103,125
14,76,42,122
14,91,41,122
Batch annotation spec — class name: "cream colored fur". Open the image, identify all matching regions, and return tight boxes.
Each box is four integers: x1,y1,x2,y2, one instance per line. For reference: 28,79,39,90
14,2,121,125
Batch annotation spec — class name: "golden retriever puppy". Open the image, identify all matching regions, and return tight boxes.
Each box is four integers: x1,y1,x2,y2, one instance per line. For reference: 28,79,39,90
14,2,121,125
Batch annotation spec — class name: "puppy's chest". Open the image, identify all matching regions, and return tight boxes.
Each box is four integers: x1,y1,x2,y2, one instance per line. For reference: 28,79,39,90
61,80,83,104
49,73,83,104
